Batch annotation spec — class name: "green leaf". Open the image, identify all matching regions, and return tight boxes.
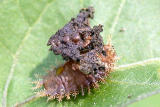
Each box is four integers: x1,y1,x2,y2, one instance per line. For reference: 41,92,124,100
128,90,160,107
0,0,160,107
26,60,160,107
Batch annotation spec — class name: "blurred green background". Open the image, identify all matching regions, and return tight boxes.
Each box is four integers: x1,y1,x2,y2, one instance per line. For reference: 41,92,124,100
0,0,160,107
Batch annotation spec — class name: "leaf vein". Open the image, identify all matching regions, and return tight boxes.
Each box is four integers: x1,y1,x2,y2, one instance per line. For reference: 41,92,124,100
13,57,160,106
16,0,30,26
1,1,55,107
114,57,160,70
109,0,126,35
109,80,160,86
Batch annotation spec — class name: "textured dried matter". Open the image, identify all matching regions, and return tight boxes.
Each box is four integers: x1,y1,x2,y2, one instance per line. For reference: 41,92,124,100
47,7,105,74
33,7,116,101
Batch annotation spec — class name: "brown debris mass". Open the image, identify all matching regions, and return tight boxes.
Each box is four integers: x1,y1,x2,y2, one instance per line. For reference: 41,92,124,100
33,7,116,101
47,7,105,75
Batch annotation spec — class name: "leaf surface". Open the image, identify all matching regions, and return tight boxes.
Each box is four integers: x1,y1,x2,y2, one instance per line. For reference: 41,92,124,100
0,0,160,106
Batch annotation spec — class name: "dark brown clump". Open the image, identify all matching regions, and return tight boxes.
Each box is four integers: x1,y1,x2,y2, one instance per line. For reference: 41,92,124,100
33,7,116,101
33,43,116,101
47,7,105,75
